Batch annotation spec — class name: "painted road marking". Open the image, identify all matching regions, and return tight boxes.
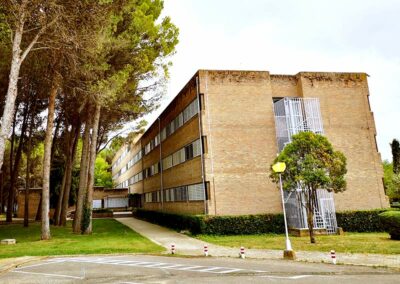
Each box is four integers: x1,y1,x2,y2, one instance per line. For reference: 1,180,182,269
44,257,265,274
12,270,84,280
259,275,312,280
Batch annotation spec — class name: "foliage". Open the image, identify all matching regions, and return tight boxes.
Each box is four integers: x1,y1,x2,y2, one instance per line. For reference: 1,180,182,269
270,132,347,193
134,209,205,234
391,139,400,174
94,151,113,188
383,161,400,199
335,209,395,232
93,208,113,214
134,209,284,235
379,211,400,240
0,219,163,258
270,131,347,243
201,214,284,235
197,232,400,255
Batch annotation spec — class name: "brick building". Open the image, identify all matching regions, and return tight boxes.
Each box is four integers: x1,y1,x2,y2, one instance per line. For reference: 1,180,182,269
112,70,388,222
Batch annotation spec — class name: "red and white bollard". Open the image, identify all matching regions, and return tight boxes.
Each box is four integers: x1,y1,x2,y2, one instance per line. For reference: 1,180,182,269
330,250,336,265
239,247,245,259
171,244,175,254
204,245,208,257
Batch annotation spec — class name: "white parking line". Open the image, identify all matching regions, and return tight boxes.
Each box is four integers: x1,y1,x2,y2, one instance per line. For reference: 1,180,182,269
12,270,84,280
259,275,312,280
42,257,266,275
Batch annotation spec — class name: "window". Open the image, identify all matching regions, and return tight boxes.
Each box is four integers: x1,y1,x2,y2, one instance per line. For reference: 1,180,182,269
175,186,187,201
193,139,201,157
161,128,167,141
185,144,194,160
163,155,173,170
188,184,204,201
172,148,185,166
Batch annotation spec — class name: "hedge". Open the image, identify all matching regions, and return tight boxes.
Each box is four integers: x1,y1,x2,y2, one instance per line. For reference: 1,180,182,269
336,208,400,232
133,209,284,235
379,211,400,240
201,214,284,235
133,209,205,234
135,208,399,235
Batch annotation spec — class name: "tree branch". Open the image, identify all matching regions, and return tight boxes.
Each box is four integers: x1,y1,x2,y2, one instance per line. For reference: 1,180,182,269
20,17,59,63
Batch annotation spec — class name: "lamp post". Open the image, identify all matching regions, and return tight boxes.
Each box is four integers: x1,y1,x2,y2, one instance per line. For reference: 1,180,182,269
272,162,295,260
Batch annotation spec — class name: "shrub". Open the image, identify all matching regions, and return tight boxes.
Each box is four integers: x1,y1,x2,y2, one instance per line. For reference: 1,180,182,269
93,208,113,214
133,209,205,234
202,214,284,235
336,209,396,232
379,211,400,240
133,209,284,235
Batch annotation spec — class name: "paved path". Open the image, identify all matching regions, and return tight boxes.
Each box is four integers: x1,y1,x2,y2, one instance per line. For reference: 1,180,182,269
116,217,400,269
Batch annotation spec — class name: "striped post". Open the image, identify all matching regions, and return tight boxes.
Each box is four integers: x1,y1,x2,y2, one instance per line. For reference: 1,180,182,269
239,247,245,259
204,245,208,256
171,244,175,254
330,250,336,264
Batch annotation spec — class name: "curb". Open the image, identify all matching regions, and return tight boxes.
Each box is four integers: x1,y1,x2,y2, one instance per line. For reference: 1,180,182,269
0,256,47,276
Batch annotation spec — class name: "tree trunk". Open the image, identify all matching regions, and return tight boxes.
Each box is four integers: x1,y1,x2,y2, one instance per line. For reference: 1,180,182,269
24,122,33,227
35,194,42,221
60,124,79,226
0,19,25,172
54,125,76,225
41,75,60,240
307,207,316,244
8,103,30,223
73,119,91,233
0,170,3,213
6,118,17,222
83,102,101,234
306,189,316,244
53,163,67,225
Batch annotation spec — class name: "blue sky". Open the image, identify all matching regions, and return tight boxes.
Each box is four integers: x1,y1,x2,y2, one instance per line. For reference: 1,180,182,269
144,0,400,161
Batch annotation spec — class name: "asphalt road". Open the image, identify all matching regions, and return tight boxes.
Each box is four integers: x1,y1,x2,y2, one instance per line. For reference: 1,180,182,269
1,254,399,283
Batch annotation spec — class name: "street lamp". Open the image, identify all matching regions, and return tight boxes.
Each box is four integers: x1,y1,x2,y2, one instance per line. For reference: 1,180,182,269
272,162,295,260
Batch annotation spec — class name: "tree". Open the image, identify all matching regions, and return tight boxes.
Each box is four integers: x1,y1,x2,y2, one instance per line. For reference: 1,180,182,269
270,132,347,243
391,139,400,174
0,0,62,171
383,161,400,200
74,0,178,234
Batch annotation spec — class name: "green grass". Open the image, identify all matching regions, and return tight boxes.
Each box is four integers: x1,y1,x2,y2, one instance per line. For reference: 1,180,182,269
197,233,400,255
0,219,164,259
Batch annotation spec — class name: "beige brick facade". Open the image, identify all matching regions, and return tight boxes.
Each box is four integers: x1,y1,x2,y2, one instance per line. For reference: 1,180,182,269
112,70,389,216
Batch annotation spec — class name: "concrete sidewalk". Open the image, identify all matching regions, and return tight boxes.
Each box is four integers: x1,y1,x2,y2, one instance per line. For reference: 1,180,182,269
116,217,400,269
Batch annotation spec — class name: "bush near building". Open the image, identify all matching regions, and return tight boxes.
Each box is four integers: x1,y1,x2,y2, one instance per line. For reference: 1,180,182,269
379,211,400,240
135,209,399,235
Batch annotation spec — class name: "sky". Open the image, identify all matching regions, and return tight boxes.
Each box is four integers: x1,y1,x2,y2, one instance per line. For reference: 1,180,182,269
142,0,400,161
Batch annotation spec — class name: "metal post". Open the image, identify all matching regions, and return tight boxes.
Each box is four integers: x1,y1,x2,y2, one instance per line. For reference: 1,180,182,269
279,173,292,251
196,76,207,215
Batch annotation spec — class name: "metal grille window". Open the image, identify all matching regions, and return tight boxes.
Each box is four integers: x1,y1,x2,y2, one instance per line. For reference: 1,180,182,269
188,183,204,201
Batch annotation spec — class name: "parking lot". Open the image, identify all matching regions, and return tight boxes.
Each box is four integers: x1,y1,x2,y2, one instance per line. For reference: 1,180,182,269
1,254,399,283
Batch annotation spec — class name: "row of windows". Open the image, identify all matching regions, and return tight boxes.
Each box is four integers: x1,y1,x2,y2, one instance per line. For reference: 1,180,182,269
145,183,205,203
143,99,199,156
129,171,143,185
112,147,130,171
117,138,203,188
162,139,201,170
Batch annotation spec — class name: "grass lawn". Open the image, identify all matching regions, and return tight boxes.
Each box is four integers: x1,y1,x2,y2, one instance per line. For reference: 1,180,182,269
197,233,400,255
0,219,164,259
